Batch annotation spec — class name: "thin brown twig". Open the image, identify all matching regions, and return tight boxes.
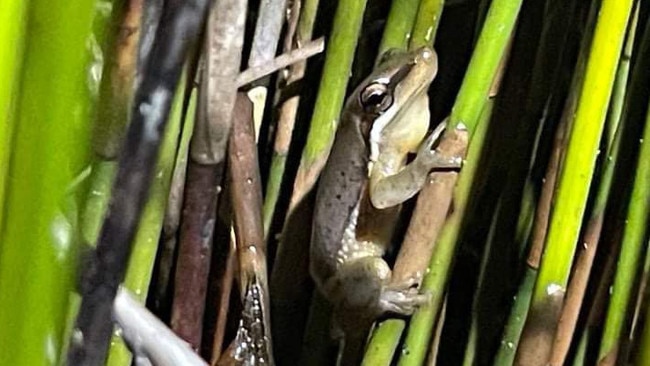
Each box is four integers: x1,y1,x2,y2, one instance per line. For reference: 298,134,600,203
210,230,238,366
427,295,448,365
523,100,569,365
526,101,571,271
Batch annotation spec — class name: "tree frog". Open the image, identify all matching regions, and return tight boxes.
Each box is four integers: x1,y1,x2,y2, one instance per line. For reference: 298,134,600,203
310,47,463,363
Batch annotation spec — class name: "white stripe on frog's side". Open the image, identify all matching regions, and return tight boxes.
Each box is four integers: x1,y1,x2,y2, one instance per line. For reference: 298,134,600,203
368,99,402,168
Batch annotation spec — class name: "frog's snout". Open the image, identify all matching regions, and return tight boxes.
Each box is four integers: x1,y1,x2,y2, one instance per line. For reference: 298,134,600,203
416,46,437,65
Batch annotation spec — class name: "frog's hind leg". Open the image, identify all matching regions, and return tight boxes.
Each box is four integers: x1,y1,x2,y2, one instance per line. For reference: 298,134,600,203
330,256,392,311
329,256,429,315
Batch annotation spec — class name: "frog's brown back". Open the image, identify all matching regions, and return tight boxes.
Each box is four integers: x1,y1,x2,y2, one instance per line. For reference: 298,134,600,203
310,113,369,286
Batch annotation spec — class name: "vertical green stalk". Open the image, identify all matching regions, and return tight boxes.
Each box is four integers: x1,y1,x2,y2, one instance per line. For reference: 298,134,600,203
529,0,633,333
0,0,102,363
0,0,30,233
590,3,639,225
378,0,421,54
397,2,522,365
499,1,600,363
299,0,367,162
447,0,522,134
493,267,536,365
398,95,495,366
531,0,632,305
513,1,634,364
598,87,650,364
635,242,650,366
410,0,445,49
603,3,638,152
547,6,640,365
362,321,407,365
289,0,368,206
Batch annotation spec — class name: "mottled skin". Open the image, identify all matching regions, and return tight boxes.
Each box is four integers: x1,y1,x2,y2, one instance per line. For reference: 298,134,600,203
310,47,462,363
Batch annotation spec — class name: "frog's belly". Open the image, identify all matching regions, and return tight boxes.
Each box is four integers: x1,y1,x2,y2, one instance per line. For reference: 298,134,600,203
336,196,400,267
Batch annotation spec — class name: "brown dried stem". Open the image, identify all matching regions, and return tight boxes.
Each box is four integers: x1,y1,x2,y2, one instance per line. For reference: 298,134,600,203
228,93,275,365
391,128,469,283
171,160,225,349
171,0,246,349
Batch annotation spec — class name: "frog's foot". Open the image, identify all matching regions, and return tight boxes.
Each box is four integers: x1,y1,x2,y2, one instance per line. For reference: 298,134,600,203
378,280,431,315
416,120,464,170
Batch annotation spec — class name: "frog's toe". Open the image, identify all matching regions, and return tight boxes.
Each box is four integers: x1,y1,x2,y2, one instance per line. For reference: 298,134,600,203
378,288,431,315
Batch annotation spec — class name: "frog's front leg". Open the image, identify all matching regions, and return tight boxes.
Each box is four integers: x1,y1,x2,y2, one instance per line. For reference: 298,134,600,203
369,121,464,209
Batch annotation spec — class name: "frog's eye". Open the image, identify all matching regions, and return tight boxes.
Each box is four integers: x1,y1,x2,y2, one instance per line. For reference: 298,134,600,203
360,83,393,113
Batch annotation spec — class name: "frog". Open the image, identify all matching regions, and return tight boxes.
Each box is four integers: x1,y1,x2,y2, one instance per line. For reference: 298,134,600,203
309,46,463,364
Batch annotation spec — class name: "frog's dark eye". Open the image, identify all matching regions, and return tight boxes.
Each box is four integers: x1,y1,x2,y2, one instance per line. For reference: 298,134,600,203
360,83,393,113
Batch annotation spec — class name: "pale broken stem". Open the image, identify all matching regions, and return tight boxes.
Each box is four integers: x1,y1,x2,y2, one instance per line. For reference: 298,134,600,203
228,93,275,365
190,0,247,165
247,0,289,69
114,288,208,366
237,37,325,87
